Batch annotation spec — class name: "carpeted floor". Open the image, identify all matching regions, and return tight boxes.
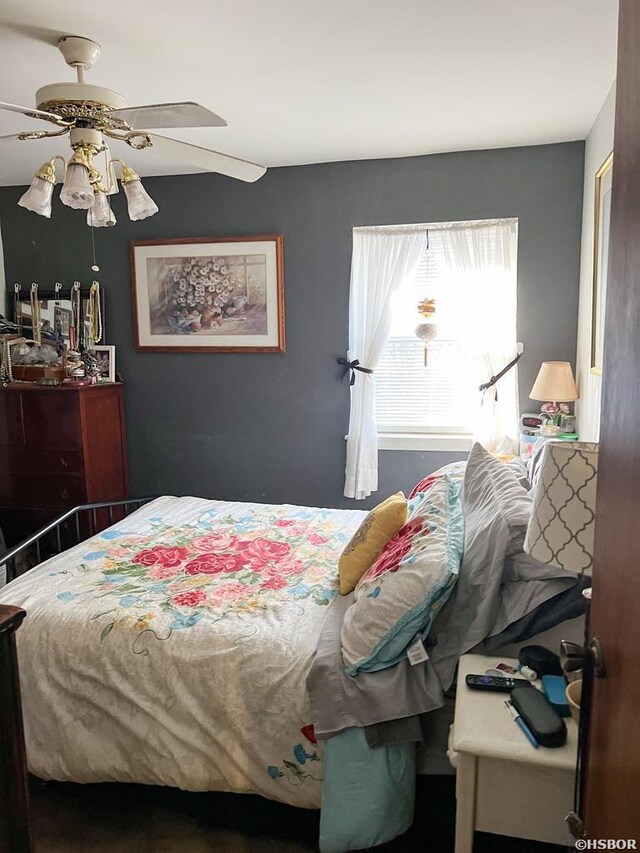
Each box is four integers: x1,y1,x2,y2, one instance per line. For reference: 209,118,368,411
29,776,570,852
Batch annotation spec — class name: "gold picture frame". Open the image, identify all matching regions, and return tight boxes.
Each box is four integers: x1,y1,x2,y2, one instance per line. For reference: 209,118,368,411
590,151,613,375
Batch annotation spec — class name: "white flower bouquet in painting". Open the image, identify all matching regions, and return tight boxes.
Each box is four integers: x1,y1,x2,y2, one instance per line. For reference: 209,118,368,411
168,256,241,332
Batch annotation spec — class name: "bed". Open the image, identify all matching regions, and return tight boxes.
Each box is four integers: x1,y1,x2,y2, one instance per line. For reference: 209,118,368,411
0,449,588,853
0,495,368,810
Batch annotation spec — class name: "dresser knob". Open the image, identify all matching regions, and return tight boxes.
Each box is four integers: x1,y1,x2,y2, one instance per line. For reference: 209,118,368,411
61,487,68,499
60,457,68,469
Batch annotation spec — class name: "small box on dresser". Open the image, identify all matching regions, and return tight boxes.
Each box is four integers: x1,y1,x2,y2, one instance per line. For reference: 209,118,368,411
0,383,128,546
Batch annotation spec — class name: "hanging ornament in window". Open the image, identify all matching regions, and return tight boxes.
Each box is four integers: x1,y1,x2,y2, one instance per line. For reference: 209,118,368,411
415,298,438,366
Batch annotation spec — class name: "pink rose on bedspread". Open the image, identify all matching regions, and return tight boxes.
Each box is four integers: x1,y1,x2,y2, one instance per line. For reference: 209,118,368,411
361,517,425,583
148,563,184,580
307,533,328,546
172,589,207,607
192,533,238,552
185,552,246,576
262,558,304,578
275,519,296,528
132,545,190,568
209,581,250,603
260,575,288,591
238,538,292,568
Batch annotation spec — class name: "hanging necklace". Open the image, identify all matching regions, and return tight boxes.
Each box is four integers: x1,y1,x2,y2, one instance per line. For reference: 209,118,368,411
13,283,29,357
30,282,41,345
69,281,82,352
88,281,102,346
54,282,64,353
13,283,22,334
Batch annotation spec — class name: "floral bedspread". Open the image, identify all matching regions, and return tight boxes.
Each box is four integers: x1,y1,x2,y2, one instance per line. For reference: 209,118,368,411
0,496,366,808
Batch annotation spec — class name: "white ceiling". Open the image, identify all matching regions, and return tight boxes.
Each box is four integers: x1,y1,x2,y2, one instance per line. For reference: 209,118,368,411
0,0,618,185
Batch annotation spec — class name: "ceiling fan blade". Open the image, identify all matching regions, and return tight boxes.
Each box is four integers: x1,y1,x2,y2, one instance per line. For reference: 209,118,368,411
110,102,227,129
0,101,63,123
148,133,266,183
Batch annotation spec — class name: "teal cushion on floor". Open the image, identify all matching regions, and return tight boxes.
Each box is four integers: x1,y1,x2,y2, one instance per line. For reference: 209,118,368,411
319,727,415,853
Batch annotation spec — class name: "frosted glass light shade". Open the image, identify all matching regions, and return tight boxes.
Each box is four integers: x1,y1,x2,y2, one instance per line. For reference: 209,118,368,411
87,192,116,227
18,176,54,218
60,163,94,209
530,361,578,402
524,440,598,574
123,178,158,220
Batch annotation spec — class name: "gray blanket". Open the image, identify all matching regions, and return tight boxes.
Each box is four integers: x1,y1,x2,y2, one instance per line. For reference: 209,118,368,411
307,593,445,740
306,568,576,743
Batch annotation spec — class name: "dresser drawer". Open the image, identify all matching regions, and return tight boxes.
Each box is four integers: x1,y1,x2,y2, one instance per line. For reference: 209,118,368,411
0,446,21,503
0,447,81,479
22,393,80,449
0,393,24,445
19,475,85,509
27,450,82,475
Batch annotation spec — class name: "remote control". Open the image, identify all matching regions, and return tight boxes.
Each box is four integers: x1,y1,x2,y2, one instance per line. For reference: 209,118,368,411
465,673,530,692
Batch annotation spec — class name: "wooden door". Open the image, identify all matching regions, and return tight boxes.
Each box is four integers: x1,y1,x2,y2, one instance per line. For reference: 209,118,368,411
582,0,640,839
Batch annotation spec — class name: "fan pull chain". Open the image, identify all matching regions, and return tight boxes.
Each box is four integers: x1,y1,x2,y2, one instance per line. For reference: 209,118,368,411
89,224,100,273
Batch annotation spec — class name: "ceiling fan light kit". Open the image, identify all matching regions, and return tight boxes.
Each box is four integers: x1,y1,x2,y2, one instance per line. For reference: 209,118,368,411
17,160,56,217
60,161,94,210
5,35,267,229
87,188,116,227
120,165,158,221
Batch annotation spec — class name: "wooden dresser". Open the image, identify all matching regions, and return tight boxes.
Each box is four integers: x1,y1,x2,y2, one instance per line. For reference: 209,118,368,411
0,383,128,546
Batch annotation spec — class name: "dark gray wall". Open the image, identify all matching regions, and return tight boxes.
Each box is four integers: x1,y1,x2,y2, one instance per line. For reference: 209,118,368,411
0,142,584,509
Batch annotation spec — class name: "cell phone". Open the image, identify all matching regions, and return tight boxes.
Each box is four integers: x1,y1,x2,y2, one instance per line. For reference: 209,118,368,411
465,673,530,692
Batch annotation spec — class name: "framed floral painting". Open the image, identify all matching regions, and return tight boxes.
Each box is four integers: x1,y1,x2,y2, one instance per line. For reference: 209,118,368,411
130,235,285,352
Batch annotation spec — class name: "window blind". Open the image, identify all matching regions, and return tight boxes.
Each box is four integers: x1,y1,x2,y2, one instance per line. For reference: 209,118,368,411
375,245,477,434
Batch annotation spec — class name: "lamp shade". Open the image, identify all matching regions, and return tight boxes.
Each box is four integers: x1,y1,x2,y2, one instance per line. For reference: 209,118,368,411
87,192,116,227
122,178,158,221
529,361,578,402
60,163,94,210
18,176,54,218
524,440,598,574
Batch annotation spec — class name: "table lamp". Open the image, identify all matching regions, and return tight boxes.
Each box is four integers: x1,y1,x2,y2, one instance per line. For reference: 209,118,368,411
524,440,598,575
529,361,579,435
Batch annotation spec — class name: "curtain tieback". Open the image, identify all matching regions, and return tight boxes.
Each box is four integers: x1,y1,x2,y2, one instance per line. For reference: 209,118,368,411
337,357,373,386
478,351,522,393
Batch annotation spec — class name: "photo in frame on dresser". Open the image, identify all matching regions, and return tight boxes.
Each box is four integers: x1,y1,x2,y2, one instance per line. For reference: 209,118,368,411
91,345,116,383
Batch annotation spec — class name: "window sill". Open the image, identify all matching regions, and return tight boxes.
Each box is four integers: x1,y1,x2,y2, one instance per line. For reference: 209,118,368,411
377,432,473,452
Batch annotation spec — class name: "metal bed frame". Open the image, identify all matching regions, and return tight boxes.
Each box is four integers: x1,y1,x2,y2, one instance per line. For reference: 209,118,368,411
1,497,157,585
0,498,153,852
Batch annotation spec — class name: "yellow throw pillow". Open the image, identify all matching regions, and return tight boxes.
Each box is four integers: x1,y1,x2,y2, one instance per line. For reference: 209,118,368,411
338,492,408,595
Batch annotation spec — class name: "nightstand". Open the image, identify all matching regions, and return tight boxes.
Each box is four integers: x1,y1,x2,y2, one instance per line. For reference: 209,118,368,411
449,654,577,852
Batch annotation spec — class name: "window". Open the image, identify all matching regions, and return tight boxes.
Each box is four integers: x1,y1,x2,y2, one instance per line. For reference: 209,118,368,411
374,220,518,451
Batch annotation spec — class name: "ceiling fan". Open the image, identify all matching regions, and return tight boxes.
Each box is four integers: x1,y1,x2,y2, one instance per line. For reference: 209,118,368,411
1,35,267,226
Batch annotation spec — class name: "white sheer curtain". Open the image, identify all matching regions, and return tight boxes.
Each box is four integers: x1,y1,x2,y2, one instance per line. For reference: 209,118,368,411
430,219,519,452
344,227,427,499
